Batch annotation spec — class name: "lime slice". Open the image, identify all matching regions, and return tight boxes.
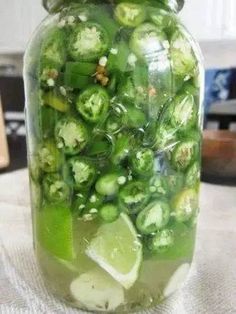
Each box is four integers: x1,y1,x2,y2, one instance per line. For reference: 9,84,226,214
70,268,124,312
86,213,142,289
37,203,75,261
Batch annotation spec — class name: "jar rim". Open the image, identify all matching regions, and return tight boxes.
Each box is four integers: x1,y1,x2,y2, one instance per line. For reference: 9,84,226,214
42,0,184,14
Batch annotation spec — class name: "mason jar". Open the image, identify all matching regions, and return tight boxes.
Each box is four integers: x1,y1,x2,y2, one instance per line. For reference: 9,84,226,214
24,0,204,312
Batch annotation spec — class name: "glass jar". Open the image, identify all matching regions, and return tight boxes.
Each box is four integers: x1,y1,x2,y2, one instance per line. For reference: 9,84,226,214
24,0,204,312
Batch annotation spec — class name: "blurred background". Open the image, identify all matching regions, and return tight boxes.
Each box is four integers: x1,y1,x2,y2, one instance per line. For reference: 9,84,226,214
0,0,236,183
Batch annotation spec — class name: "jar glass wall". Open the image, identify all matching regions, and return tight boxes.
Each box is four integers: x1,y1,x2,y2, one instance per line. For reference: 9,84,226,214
24,1,204,312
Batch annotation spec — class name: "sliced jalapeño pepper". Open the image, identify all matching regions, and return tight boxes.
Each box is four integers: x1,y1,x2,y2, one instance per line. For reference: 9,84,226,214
43,173,71,203
107,41,130,73
172,188,199,223
99,203,120,223
130,148,154,177
171,140,198,171
68,22,110,61
129,23,168,61
68,157,96,190
76,86,110,123
147,229,174,253
55,117,89,155
39,27,66,87
118,181,149,215
43,91,70,112
38,139,62,173
136,200,170,235
115,3,146,28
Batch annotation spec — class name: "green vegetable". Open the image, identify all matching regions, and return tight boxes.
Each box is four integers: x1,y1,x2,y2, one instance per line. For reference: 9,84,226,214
38,140,62,173
115,3,146,27
43,91,69,112
130,148,154,177
64,61,96,89
68,157,96,190
92,8,120,42
119,181,149,215
148,229,174,252
43,173,70,203
172,189,199,223
99,203,120,222
65,61,97,76
68,22,109,61
39,27,66,87
40,106,61,138
111,132,133,165
155,123,178,152
171,140,198,171
105,113,123,134
168,93,197,130
129,23,168,61
55,117,89,155
76,86,110,123
122,104,146,128
136,200,170,234
95,172,121,196
149,8,178,36
107,41,130,72
86,134,113,159
166,172,184,195
170,29,196,77
185,162,201,187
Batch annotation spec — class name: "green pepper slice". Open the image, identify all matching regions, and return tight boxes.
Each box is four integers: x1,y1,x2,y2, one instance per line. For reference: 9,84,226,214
118,181,149,215
147,229,174,253
155,123,178,152
43,91,70,112
111,132,133,165
129,23,168,61
68,22,109,61
130,148,154,177
114,3,146,27
43,173,71,203
185,161,201,188
92,7,120,42
171,140,198,171
170,29,196,78
38,140,62,173
99,203,120,223
107,41,130,73
55,117,89,155
64,61,96,89
95,172,122,196
122,104,146,128
168,93,197,130
149,8,178,37
68,157,96,190
166,172,184,196
76,86,110,123
39,27,66,87
171,188,199,223
136,200,170,235
40,106,62,138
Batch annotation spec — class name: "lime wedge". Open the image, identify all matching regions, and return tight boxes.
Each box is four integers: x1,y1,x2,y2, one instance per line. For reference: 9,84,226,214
37,203,75,261
86,213,142,289
70,268,124,312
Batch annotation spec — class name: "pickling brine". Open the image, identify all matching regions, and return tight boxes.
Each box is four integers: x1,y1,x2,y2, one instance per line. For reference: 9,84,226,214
24,0,204,312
